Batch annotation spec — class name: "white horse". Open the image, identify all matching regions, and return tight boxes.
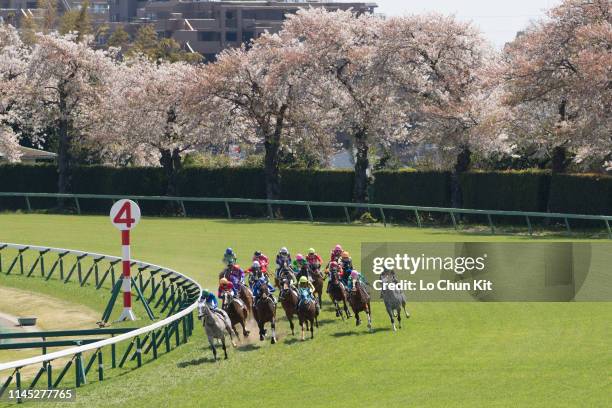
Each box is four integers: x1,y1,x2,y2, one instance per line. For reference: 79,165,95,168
199,303,237,360
380,271,410,331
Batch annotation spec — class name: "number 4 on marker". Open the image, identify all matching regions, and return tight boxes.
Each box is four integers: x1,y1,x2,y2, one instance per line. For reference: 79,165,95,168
113,201,135,228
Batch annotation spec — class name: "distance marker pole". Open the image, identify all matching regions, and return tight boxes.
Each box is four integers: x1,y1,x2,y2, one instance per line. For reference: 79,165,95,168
118,229,135,321
110,199,141,322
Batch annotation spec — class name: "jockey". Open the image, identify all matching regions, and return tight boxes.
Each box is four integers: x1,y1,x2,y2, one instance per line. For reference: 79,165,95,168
217,277,236,298
252,251,269,273
246,260,264,288
306,248,323,268
275,247,292,272
340,251,353,274
347,270,368,293
199,289,231,320
223,247,237,266
292,254,309,280
326,261,344,293
297,276,319,313
228,264,245,288
330,244,343,263
252,276,275,305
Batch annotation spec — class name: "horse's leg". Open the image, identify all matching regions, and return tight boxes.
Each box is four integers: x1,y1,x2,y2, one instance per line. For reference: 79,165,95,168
271,317,277,344
225,317,237,348
367,303,373,332
387,305,396,332
240,319,249,337
232,324,241,340
310,318,314,339
403,300,410,318
208,335,217,361
222,337,228,360
300,318,305,341
334,300,343,319
258,320,265,341
288,314,295,336
343,298,351,319
397,308,402,329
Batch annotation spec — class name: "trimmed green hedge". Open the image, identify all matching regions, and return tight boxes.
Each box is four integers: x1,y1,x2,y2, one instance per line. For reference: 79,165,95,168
548,174,612,216
372,170,451,222
460,170,551,212
0,164,610,218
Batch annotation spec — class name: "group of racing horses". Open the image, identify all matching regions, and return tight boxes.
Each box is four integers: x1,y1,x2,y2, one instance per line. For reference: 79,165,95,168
199,248,409,360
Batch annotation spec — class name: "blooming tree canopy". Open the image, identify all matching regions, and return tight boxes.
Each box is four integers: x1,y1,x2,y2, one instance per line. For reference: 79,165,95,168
498,0,611,172
202,29,334,200
18,33,113,194
0,24,30,162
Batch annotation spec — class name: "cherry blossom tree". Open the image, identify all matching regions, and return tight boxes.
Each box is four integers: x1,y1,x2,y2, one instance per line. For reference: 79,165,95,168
0,24,31,163
279,9,490,204
18,33,113,196
498,0,611,172
101,58,223,199
201,30,333,201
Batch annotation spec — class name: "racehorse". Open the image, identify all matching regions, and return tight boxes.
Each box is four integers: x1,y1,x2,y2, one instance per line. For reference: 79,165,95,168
279,276,298,336
309,263,324,307
380,271,410,331
235,282,253,314
220,290,250,339
328,269,351,320
297,292,319,340
253,283,277,344
199,303,236,360
348,280,372,332
275,265,295,289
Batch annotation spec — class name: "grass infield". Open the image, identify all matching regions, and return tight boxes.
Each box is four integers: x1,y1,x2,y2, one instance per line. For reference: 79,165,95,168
0,214,609,408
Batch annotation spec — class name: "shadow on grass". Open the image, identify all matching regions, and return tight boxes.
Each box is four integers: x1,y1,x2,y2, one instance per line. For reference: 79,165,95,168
332,327,391,337
316,318,336,326
236,343,261,352
177,356,216,367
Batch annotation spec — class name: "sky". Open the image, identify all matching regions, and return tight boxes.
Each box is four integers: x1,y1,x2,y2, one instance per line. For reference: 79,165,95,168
371,0,562,48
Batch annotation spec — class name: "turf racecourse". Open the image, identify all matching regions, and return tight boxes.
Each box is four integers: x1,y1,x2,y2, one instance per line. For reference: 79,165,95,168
0,214,610,408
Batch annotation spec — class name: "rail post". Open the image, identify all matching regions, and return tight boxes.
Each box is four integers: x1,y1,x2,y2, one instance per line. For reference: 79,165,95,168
306,204,313,222
224,201,232,219
343,207,350,224
74,197,81,214
525,216,533,236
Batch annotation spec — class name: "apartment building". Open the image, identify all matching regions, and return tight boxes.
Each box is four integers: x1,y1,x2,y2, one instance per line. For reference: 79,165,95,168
110,1,377,61
0,0,108,26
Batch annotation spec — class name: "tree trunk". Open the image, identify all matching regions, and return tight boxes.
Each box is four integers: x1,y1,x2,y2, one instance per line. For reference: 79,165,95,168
551,146,567,174
263,107,287,213
159,147,183,215
56,87,72,211
352,130,369,204
451,146,471,209
264,138,281,201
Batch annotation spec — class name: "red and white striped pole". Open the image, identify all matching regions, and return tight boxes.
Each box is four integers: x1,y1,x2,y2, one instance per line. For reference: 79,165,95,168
110,199,141,321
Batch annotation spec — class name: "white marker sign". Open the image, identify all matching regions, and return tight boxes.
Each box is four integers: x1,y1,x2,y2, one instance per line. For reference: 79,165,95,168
110,199,141,231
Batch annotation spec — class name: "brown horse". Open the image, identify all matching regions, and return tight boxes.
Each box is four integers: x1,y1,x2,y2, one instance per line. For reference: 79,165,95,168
235,283,253,314
220,290,250,339
279,277,298,336
274,265,295,289
297,294,319,340
309,263,324,307
253,283,277,344
349,280,372,332
328,270,351,320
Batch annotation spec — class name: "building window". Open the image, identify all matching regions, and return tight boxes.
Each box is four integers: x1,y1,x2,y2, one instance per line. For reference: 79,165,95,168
198,31,221,42
203,53,217,63
225,32,237,42
242,31,254,43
